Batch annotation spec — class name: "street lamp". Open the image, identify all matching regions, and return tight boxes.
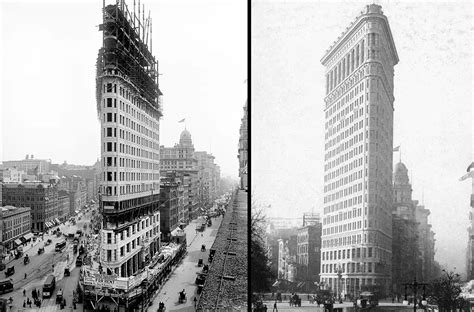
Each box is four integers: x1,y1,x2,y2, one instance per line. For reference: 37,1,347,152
403,277,428,312
336,266,343,301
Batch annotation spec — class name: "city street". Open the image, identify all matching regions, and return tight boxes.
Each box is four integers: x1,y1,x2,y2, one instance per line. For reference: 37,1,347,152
260,301,415,311
0,205,96,311
148,214,223,312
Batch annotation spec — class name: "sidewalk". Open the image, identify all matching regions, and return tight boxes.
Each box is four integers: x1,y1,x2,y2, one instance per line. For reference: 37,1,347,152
147,215,223,312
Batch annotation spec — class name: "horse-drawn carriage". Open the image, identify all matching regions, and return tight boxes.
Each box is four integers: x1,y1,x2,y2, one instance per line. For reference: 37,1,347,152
289,294,301,307
178,290,187,303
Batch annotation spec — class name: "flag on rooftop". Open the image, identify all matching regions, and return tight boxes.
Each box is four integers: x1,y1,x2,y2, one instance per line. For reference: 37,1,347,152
178,118,185,123
393,146,400,152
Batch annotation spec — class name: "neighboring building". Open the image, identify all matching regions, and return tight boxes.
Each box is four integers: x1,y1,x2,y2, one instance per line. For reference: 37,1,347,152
391,162,419,295
277,236,298,282
195,151,216,208
415,203,436,282
0,206,31,251
3,155,51,174
320,4,398,296
238,100,248,190
303,212,321,226
296,223,322,288
57,190,71,222
160,129,200,220
159,178,180,241
2,182,58,232
2,167,26,183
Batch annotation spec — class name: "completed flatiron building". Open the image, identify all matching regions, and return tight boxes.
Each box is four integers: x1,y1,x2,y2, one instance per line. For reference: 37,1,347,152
320,4,398,296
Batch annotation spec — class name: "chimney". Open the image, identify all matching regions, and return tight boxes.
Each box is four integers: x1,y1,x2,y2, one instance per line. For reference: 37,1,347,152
26,155,29,160
31,155,34,159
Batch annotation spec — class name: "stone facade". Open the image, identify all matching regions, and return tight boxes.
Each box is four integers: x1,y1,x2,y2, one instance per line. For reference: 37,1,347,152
0,206,31,251
2,182,58,232
320,4,398,296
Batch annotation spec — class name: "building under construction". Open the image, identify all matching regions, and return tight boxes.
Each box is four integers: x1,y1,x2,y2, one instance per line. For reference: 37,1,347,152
80,0,170,310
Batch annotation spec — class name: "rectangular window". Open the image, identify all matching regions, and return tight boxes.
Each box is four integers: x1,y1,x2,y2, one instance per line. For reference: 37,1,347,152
107,98,113,107
107,128,113,137
106,83,113,92
107,113,112,122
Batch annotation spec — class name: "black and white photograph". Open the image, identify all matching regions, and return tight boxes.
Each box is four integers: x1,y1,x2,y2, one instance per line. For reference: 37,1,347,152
252,0,473,311
0,0,247,311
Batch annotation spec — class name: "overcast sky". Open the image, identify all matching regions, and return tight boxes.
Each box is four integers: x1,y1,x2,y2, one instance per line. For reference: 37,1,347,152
252,0,473,275
0,0,247,179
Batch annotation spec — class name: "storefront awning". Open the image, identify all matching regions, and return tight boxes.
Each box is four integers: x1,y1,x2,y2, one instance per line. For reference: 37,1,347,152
272,280,281,287
45,222,52,228
54,218,61,225
23,233,34,241
14,239,22,246
75,210,80,214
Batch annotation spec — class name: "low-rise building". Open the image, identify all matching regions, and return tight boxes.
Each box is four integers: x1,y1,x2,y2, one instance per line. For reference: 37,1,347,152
58,190,70,222
296,223,322,287
2,182,58,232
0,206,31,251
159,179,180,242
1,167,26,183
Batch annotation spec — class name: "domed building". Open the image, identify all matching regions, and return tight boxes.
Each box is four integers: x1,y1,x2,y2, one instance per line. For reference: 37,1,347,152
393,161,413,211
179,128,193,147
160,128,200,223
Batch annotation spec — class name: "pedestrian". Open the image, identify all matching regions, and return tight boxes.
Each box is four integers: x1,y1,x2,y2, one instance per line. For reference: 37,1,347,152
273,301,278,312
23,289,26,296
23,300,26,308
24,272,27,279
194,296,197,307
32,288,36,299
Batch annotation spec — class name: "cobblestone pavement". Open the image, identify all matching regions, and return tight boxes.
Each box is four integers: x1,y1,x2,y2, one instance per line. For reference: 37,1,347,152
147,215,223,312
1,208,95,312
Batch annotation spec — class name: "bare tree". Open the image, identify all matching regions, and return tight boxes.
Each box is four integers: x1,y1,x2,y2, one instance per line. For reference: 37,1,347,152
251,198,275,294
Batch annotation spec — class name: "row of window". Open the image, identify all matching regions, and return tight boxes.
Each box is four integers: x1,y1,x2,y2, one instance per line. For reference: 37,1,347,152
325,156,363,185
103,83,159,131
324,207,362,225
3,225,30,240
104,126,158,151
104,156,159,171
322,262,375,274
324,172,363,204
325,82,365,121
101,183,157,196
323,219,363,236
103,141,159,161
323,246,373,261
104,171,159,183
